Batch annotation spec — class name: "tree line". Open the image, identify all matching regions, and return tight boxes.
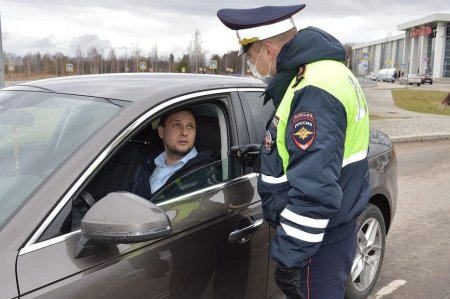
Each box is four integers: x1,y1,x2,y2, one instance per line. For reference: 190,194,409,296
2,30,247,79
2,29,354,80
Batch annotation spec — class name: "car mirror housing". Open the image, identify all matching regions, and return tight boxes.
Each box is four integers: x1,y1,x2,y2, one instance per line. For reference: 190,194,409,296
74,192,171,259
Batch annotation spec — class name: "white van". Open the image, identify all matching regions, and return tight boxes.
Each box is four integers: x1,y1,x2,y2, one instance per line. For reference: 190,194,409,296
377,68,397,82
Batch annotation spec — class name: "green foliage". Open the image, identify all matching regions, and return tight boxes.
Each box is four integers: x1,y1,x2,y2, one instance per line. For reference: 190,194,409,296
391,90,450,116
176,54,190,73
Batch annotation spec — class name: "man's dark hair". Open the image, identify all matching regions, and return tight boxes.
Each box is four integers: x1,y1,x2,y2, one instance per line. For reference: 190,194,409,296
158,107,197,127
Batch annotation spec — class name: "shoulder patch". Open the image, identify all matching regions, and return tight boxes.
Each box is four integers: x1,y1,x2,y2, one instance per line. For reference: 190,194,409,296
270,115,279,129
291,112,316,150
263,130,273,153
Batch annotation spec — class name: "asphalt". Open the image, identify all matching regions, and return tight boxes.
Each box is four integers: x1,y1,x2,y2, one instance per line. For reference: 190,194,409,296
362,80,450,143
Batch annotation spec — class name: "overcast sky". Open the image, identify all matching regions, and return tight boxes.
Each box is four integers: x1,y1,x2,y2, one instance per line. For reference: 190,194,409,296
1,0,450,60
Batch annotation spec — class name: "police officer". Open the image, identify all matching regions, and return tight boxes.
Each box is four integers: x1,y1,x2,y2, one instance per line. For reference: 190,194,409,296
217,4,370,299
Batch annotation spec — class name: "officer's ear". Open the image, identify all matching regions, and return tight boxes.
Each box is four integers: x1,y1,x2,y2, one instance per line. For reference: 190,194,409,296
262,40,281,61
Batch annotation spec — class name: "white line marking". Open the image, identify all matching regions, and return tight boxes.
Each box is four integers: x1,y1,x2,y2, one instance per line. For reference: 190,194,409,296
375,280,407,298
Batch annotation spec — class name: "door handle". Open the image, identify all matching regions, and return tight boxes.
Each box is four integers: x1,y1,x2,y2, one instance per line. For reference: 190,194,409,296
229,218,263,243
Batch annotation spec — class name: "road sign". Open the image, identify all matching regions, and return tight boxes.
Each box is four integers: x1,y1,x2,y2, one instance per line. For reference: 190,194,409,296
362,61,368,70
139,61,147,71
209,60,217,70
66,63,73,73
385,59,391,66
8,63,14,71
363,52,369,60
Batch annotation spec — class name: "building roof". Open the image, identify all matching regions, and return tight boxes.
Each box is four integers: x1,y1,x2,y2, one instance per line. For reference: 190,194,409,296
352,33,405,50
397,13,450,30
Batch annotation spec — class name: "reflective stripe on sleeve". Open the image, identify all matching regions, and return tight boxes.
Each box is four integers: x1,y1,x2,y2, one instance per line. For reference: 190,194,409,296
281,209,329,229
342,149,368,168
281,223,324,243
260,174,288,184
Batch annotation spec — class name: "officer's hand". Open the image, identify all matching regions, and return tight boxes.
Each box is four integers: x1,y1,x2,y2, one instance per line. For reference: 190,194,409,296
274,263,304,299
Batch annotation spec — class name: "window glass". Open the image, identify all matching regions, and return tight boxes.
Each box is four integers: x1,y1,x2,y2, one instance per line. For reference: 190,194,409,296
242,92,275,143
38,101,231,240
151,157,243,203
0,91,124,230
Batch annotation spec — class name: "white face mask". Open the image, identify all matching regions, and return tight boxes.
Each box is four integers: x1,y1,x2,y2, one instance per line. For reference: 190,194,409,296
247,46,273,84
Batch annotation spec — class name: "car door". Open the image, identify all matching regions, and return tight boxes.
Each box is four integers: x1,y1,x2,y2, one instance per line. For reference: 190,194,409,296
15,93,270,299
238,90,284,299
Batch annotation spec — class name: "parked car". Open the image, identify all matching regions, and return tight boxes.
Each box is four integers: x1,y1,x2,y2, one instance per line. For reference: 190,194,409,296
398,73,421,86
377,68,397,82
0,74,397,299
420,74,433,84
365,72,377,81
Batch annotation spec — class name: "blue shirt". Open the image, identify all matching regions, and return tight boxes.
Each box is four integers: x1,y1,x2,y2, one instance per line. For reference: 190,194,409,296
149,147,198,193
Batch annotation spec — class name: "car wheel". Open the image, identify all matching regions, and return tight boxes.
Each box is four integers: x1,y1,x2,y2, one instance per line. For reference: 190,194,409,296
344,203,386,299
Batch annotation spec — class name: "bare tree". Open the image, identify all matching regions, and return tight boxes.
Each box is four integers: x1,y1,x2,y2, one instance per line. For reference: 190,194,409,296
107,49,118,73
222,50,242,75
54,52,65,76
168,53,174,73
130,45,142,72
150,43,158,72
189,30,205,73
76,47,84,75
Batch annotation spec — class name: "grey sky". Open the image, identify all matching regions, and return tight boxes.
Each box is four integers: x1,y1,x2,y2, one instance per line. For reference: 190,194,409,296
1,0,449,59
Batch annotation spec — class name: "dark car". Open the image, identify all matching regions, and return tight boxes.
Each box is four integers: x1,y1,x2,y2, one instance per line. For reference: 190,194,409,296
0,74,397,299
420,74,433,84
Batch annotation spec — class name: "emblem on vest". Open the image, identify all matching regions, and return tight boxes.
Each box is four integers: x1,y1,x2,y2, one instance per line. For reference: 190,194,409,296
263,130,273,153
291,112,316,150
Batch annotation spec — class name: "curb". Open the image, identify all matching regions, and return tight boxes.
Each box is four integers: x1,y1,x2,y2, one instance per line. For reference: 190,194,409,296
391,133,450,143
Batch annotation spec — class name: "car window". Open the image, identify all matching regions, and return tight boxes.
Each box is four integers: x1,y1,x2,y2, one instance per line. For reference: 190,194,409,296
240,91,274,143
0,91,125,230
37,100,235,241
151,157,243,203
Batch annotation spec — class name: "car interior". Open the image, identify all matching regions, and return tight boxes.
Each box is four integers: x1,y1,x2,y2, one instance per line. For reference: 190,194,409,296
38,101,235,241
85,103,224,200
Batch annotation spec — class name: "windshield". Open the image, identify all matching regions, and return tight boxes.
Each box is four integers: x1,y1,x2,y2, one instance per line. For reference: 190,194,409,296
0,90,125,229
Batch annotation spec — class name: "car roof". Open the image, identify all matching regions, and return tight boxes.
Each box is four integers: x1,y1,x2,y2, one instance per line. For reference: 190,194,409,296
4,73,266,102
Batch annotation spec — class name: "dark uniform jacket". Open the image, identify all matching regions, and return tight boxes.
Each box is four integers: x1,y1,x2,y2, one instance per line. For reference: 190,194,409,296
258,26,370,268
126,150,214,200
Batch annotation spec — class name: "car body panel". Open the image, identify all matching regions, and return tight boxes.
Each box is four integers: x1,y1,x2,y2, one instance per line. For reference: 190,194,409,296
377,68,397,82
0,74,396,299
0,251,18,299
398,74,421,85
420,74,433,84
18,181,269,298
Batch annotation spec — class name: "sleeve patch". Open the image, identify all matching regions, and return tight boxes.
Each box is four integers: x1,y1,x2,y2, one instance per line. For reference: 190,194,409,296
291,112,316,150
270,115,280,129
263,130,273,153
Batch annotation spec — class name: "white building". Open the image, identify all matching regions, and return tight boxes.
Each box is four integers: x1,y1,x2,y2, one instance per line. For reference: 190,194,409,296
352,14,450,79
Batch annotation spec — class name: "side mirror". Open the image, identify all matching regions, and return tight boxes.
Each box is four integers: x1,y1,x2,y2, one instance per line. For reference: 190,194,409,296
74,192,171,259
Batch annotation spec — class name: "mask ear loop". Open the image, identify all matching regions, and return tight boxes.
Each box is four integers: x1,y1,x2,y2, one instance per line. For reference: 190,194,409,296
267,59,272,77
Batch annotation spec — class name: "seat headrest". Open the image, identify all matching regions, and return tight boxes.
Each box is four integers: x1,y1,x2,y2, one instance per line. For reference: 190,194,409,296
195,115,221,159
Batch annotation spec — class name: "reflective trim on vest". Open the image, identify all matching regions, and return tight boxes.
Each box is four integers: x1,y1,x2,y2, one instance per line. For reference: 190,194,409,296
281,209,329,228
342,149,368,168
281,223,324,243
260,174,288,184
275,60,369,173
